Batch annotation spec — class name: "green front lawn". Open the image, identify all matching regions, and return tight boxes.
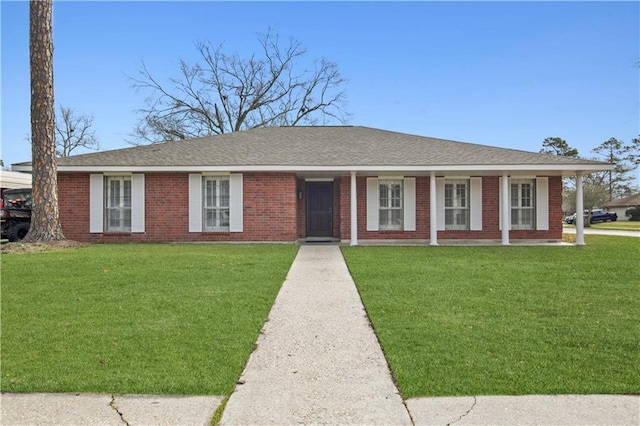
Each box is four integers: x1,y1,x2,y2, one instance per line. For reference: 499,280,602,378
342,236,639,397
1,244,298,395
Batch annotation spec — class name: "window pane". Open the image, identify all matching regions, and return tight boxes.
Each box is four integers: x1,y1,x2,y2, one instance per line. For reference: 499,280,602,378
205,179,216,208
391,184,402,208
456,184,467,208
511,208,519,226
511,184,519,206
220,208,230,227
521,208,534,226
379,184,388,208
445,209,453,225
379,209,389,227
445,184,453,208
221,180,230,207
123,180,132,208
109,180,120,208
391,209,403,228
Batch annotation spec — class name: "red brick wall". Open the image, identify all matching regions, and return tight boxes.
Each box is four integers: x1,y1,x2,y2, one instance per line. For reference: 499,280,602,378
58,174,90,240
58,173,562,243
59,172,298,243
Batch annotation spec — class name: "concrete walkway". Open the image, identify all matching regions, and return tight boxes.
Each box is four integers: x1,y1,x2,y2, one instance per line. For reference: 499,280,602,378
220,245,411,425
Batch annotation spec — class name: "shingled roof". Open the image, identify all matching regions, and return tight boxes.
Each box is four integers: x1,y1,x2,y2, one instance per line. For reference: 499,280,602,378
14,126,609,174
604,193,640,207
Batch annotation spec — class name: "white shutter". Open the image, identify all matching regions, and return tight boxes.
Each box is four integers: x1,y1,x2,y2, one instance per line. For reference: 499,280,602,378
536,177,549,231
89,174,104,233
366,178,379,231
436,178,445,231
470,177,483,231
403,178,416,231
131,174,145,233
229,173,243,232
189,174,202,233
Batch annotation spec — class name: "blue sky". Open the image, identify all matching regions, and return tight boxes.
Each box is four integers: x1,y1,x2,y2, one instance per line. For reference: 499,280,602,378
1,1,639,171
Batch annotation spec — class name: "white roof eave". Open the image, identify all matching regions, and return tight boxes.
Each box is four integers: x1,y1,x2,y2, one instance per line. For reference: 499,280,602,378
13,163,613,175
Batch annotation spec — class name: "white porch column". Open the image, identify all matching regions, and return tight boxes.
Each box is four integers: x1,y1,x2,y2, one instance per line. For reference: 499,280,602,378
430,171,438,245
501,171,510,245
350,171,358,246
575,171,585,246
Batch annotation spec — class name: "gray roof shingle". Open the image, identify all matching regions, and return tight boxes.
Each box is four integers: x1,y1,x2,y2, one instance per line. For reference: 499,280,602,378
16,126,608,170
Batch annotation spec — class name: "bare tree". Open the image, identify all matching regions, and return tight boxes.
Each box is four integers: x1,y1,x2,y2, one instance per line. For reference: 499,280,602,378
55,105,99,157
24,0,65,242
129,30,349,144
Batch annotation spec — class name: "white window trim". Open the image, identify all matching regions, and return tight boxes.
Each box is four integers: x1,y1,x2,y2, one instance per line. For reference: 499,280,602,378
444,179,469,230
189,173,243,233
202,176,230,232
90,174,145,233
379,179,404,231
367,177,415,232
510,178,536,230
438,177,483,231
104,175,132,232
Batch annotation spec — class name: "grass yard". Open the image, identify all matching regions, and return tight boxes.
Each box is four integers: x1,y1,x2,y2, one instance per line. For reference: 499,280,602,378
1,244,298,395
342,236,639,398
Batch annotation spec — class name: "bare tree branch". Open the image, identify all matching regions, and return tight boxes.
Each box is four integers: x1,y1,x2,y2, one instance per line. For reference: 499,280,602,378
55,106,99,157
128,30,349,144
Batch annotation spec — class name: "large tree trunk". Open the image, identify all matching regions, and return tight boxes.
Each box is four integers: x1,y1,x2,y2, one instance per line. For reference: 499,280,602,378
25,0,65,242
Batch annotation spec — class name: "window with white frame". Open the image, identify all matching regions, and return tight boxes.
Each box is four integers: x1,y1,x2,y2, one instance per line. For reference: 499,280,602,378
379,179,403,230
203,176,230,231
445,179,469,230
105,176,132,232
511,179,535,230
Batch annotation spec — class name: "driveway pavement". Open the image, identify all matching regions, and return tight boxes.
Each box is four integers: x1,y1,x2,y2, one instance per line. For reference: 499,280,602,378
2,245,638,425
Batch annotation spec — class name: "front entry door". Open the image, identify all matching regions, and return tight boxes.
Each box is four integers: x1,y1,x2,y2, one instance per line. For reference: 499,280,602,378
306,182,333,238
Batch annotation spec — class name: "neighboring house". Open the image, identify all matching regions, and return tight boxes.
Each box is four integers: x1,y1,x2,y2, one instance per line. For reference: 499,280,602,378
604,193,640,221
13,126,611,245
0,170,32,190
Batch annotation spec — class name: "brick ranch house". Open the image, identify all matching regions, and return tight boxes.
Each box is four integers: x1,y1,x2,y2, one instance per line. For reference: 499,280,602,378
15,126,610,245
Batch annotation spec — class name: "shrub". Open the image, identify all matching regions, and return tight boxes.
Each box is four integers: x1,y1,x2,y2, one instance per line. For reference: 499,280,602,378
625,206,640,221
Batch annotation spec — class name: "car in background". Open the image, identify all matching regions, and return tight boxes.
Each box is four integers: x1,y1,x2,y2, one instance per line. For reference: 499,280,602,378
1,188,32,241
564,209,617,225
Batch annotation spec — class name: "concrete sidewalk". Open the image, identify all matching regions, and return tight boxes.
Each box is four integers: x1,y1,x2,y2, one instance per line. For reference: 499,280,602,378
220,244,411,425
563,227,640,237
0,393,222,425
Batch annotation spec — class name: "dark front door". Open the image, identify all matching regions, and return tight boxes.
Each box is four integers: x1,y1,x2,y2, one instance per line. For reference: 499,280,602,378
306,182,333,238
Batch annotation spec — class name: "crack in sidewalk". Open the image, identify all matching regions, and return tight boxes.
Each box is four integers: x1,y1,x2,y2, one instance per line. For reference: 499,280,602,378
109,394,130,426
447,396,477,426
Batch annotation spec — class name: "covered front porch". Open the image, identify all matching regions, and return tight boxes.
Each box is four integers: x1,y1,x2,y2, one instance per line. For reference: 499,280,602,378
295,170,591,246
